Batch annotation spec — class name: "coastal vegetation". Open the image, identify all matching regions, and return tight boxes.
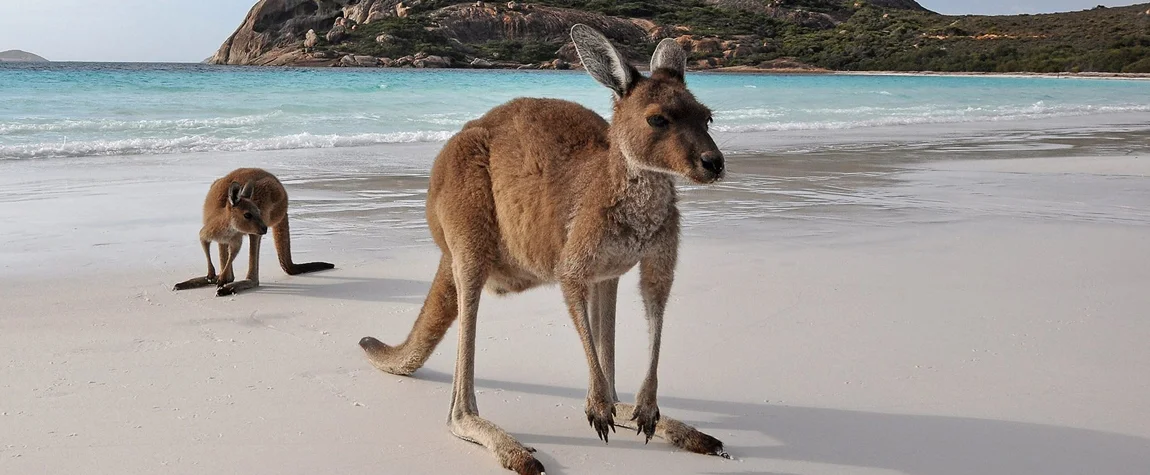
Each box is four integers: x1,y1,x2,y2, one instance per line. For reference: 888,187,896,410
210,0,1150,73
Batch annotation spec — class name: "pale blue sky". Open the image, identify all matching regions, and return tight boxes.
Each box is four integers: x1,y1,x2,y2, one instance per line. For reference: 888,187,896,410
0,0,1141,62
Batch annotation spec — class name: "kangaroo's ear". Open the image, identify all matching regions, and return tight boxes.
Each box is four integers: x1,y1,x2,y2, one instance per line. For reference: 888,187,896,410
228,182,243,206
239,181,255,199
571,24,638,98
650,37,687,81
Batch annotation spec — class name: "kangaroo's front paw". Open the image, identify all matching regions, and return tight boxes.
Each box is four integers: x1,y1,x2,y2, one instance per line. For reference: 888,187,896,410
586,396,616,443
631,401,661,444
216,286,236,297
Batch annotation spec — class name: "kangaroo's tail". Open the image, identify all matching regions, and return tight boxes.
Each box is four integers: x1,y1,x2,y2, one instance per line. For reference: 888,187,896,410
273,214,334,275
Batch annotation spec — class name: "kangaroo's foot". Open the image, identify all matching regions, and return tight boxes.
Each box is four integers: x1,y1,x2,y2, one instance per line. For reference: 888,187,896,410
630,395,661,443
173,275,216,291
451,412,545,475
216,279,258,297
613,402,729,459
585,390,617,443
357,337,426,376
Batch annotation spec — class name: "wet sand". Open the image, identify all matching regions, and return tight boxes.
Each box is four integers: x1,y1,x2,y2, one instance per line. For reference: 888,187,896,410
2,120,1150,474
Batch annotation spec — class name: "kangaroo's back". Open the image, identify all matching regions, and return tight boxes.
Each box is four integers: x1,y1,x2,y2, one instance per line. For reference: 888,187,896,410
427,98,617,277
203,168,287,223
483,97,613,198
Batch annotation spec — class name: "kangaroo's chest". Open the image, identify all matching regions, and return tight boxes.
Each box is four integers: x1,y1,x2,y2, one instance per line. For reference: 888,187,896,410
589,176,678,278
489,172,677,284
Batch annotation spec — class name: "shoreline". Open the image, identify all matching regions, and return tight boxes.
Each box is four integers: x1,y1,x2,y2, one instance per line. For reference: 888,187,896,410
834,70,1150,80
4,119,1149,280
192,60,1150,80
6,107,1150,164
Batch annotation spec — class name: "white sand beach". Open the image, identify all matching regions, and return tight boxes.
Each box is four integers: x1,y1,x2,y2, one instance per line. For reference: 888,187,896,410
2,123,1150,474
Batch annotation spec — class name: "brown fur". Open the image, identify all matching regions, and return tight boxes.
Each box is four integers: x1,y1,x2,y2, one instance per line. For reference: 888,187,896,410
359,26,728,474
173,168,334,296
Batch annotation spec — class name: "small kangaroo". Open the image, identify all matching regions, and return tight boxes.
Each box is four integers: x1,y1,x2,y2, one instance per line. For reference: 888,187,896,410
358,25,727,474
173,168,334,297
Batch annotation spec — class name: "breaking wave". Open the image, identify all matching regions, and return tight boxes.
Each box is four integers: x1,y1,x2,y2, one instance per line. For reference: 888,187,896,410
0,131,455,160
712,103,1150,133
0,113,283,135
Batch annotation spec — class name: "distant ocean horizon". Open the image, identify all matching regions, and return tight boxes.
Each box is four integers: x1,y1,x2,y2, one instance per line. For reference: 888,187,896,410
3,62,1150,161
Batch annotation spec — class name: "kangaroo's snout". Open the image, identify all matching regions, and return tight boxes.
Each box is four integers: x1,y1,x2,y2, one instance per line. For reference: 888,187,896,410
700,150,725,176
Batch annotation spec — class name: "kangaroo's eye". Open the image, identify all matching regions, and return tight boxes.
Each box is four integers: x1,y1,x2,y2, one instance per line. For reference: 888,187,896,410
647,115,669,128
243,212,253,220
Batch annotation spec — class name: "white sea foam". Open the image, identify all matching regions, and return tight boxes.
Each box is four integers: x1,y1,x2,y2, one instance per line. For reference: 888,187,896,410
712,104,1150,133
0,131,455,160
0,112,283,135
413,112,475,126
718,108,785,120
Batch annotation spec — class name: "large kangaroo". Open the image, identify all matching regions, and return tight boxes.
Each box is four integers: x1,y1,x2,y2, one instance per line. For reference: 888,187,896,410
174,168,334,297
358,25,727,474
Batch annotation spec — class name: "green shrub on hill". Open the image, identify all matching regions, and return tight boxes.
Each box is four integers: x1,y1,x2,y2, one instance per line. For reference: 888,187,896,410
324,1,1150,73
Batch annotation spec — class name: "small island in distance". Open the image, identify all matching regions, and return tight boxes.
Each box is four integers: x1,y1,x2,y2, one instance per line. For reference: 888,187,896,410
0,50,49,62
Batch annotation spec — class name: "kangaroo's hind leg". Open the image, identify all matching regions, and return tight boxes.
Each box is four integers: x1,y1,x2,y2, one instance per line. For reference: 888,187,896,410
363,127,543,474
440,130,542,474
444,244,543,475
174,240,218,290
218,234,261,297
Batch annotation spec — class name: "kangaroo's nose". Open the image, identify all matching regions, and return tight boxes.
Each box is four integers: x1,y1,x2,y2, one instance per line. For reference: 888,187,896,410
259,226,268,235
701,151,725,175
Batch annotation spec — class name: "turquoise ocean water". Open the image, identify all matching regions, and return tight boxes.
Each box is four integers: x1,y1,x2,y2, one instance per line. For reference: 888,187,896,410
3,62,1150,160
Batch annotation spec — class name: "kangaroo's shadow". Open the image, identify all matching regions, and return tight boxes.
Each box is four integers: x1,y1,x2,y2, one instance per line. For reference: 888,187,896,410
257,275,429,304
414,369,1150,475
